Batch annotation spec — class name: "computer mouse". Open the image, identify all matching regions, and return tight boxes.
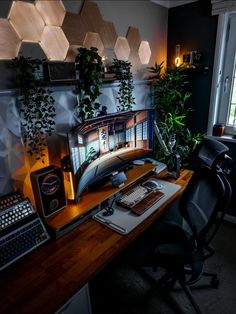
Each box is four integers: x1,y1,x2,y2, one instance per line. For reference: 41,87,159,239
143,179,164,190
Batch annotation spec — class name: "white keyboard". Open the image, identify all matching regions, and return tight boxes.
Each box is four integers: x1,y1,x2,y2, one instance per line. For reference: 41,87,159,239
0,199,34,231
117,185,151,209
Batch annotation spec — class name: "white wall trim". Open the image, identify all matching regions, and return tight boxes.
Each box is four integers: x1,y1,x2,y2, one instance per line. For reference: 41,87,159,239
207,13,228,135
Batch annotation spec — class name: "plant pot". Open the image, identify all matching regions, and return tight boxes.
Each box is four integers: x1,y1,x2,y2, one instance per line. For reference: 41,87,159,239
212,124,225,137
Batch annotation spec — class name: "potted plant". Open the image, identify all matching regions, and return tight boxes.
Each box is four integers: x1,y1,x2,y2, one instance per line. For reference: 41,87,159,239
113,59,135,111
149,62,202,165
75,47,103,122
13,56,56,163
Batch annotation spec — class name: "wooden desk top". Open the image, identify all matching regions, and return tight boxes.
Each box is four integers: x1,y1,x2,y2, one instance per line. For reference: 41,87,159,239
46,163,156,231
0,168,193,314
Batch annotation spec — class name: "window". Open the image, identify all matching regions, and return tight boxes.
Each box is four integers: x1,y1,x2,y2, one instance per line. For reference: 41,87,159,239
208,13,236,135
228,68,236,125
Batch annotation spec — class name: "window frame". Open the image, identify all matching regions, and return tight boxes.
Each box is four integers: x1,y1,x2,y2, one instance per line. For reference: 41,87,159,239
208,12,236,136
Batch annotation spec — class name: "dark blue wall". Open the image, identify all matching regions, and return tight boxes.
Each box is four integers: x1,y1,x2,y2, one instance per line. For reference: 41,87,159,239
167,0,236,217
167,0,218,134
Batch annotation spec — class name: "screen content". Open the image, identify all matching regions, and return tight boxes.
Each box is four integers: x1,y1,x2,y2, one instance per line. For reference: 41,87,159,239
67,109,154,201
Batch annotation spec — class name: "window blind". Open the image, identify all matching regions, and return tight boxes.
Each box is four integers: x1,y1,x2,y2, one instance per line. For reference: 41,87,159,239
211,0,236,15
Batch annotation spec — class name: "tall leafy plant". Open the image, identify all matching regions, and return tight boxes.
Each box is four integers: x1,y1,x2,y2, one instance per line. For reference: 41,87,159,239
113,59,135,111
75,47,102,121
149,62,202,165
13,56,56,163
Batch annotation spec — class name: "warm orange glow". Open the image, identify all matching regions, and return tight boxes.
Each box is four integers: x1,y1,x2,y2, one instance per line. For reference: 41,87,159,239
175,44,181,67
175,56,181,67
63,171,75,201
12,148,50,207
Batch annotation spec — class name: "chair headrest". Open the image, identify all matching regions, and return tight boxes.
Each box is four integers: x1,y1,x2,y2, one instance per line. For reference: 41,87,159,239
198,138,232,174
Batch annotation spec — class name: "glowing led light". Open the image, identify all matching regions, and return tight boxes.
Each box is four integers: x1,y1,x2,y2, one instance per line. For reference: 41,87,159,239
175,57,181,67
138,41,151,64
114,37,130,61
175,44,181,67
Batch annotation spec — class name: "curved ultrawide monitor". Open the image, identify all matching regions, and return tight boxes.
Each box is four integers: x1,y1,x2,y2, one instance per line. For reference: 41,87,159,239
67,109,154,202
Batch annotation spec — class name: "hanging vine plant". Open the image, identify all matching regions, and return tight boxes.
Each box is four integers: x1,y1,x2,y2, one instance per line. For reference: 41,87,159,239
12,56,56,163
75,47,103,122
113,59,135,111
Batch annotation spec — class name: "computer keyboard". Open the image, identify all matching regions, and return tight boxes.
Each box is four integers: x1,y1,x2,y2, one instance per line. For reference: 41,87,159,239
117,184,153,209
0,199,34,231
0,190,23,211
116,182,165,215
0,218,49,271
0,197,50,271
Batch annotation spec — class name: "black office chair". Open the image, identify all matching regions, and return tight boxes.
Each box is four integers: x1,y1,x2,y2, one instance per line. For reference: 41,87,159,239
135,139,232,314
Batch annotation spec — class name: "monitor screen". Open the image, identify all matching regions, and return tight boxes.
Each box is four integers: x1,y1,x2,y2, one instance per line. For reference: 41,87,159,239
67,109,154,202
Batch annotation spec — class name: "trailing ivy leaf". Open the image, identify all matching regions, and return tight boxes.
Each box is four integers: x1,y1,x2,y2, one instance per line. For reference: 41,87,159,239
13,56,56,163
112,59,135,112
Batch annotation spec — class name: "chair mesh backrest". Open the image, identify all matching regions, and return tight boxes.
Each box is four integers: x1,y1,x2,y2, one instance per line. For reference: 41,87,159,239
179,167,226,241
198,138,229,170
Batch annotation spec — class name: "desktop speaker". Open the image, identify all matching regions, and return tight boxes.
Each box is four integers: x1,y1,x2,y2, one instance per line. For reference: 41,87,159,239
30,165,67,218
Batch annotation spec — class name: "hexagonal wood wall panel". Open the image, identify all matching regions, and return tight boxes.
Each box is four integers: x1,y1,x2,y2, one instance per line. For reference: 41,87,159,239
139,41,151,64
83,32,104,55
127,27,141,53
1,0,152,69
62,12,88,46
99,21,117,49
9,1,45,42
40,26,69,61
0,18,21,59
114,37,130,61
35,0,66,27
80,1,104,33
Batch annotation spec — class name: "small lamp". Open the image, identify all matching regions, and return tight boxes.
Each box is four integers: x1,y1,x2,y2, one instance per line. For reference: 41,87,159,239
175,44,181,67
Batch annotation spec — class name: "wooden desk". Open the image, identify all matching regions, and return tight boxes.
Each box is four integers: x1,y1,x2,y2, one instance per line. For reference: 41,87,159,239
0,167,192,314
